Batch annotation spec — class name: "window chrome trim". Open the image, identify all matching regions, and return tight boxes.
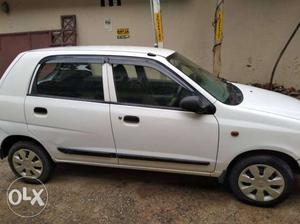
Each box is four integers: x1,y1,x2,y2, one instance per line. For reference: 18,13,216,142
25,94,215,114
26,94,108,104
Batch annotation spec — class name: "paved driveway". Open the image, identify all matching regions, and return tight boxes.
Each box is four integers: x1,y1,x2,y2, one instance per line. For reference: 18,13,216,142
0,160,300,224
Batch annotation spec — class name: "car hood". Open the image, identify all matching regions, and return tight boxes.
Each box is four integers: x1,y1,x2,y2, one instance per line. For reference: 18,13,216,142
234,83,300,121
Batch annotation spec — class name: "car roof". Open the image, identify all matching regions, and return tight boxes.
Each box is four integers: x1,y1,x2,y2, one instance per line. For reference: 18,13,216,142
29,46,175,58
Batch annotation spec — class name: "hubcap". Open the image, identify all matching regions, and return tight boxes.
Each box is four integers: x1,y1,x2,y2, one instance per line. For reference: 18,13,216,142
12,149,43,179
238,164,285,202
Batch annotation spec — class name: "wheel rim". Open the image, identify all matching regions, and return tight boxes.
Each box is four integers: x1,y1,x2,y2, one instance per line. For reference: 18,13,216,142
12,149,43,179
238,164,285,202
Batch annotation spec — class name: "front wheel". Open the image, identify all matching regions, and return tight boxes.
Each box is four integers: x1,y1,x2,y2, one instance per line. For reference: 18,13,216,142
228,155,294,207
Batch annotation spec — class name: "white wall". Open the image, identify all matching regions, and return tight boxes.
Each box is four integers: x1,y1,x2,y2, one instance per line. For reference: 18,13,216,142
222,0,300,87
0,0,299,87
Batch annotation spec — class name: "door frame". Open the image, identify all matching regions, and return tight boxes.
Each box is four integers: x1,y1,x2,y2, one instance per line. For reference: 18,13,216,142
105,56,198,105
25,54,118,164
106,55,218,171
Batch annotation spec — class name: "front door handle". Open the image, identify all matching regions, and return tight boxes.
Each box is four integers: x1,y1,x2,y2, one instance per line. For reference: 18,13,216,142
34,107,48,115
123,115,140,124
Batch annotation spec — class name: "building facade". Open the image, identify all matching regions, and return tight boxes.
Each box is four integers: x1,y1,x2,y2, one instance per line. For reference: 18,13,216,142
0,0,299,88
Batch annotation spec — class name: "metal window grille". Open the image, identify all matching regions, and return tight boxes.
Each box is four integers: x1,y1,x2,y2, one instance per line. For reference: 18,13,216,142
100,0,121,7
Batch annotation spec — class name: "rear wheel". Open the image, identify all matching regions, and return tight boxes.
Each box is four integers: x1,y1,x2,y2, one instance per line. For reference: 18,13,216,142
229,155,294,207
8,141,54,183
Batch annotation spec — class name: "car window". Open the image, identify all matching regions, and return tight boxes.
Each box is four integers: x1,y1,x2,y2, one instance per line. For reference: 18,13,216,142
112,63,195,108
123,64,138,79
144,67,168,81
168,52,232,104
33,58,104,101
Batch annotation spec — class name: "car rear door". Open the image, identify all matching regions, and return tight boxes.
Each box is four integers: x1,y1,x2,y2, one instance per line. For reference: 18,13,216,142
25,55,117,165
107,56,219,173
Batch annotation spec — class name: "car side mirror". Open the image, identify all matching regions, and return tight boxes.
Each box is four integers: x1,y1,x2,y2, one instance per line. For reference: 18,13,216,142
179,96,216,114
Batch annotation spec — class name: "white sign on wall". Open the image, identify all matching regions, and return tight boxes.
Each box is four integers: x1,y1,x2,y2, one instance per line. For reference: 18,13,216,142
104,18,112,31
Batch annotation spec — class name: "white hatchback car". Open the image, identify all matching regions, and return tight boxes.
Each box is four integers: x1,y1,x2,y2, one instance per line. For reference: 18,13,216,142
0,46,299,207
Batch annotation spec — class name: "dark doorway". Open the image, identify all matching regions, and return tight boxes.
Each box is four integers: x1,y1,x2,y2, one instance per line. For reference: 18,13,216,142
0,31,52,76
0,15,77,76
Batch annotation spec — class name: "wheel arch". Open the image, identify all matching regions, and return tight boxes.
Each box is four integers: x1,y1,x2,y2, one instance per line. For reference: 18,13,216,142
1,135,52,160
220,149,300,184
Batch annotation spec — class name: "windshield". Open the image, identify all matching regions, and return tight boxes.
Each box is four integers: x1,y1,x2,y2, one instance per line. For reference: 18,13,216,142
167,52,231,103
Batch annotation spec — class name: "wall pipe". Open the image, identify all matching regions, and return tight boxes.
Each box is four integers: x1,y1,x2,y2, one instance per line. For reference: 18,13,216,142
269,21,300,89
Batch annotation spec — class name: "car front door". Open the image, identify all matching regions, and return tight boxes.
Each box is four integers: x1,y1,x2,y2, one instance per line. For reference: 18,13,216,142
108,57,218,173
25,55,117,165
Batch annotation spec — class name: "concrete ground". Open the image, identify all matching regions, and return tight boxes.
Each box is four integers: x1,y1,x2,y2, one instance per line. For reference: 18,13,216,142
0,159,300,224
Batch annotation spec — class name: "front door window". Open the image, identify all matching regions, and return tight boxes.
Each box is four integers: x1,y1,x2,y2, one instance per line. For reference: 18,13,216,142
112,63,195,108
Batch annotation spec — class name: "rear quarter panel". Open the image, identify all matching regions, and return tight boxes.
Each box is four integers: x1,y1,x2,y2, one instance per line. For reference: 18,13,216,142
0,52,46,150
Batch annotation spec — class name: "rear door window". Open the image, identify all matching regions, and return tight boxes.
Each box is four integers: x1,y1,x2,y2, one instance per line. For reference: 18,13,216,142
32,56,104,101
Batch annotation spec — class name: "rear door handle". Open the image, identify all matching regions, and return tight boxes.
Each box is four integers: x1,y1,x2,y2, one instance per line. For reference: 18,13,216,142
34,107,48,115
123,115,140,124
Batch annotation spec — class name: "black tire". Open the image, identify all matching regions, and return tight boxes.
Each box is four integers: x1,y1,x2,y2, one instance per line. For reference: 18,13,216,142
228,155,294,207
8,141,54,184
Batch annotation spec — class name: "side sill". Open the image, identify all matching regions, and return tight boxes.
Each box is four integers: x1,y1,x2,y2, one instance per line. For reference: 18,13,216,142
54,159,214,177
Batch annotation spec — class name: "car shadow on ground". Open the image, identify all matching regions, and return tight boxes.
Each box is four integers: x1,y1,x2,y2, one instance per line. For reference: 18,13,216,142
53,163,223,190
52,163,300,198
